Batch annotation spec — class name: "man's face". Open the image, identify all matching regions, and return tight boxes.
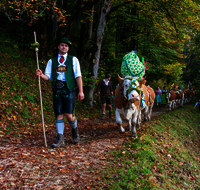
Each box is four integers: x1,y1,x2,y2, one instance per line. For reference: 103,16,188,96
58,43,69,55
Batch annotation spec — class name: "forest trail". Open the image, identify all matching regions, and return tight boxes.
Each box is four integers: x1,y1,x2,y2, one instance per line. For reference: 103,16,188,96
0,106,169,189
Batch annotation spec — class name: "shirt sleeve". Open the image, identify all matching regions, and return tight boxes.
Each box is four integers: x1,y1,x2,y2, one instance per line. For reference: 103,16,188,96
44,59,52,80
72,57,82,78
195,102,198,106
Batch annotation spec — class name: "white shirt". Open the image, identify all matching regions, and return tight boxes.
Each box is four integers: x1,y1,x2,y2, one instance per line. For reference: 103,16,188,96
44,53,82,81
103,79,110,86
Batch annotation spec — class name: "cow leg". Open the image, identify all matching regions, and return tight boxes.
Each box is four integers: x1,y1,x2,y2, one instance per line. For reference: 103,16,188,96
171,101,174,110
115,109,125,134
174,101,176,109
181,94,184,107
143,106,148,122
168,102,172,111
131,110,138,138
137,109,142,128
125,120,131,132
148,104,153,121
136,116,140,129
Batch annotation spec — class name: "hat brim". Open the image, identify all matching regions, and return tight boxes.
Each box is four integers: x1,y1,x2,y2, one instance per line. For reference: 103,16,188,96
59,41,72,48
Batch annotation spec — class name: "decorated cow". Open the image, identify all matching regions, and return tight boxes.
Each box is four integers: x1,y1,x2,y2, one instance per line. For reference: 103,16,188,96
115,75,141,138
116,51,152,138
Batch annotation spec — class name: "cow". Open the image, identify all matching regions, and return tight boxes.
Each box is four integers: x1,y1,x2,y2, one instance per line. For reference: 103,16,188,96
138,80,149,124
138,80,155,125
175,90,184,107
166,90,177,111
146,85,155,120
115,74,142,138
183,89,192,103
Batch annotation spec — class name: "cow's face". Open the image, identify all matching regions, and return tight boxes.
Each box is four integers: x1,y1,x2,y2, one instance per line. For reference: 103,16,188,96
122,76,140,102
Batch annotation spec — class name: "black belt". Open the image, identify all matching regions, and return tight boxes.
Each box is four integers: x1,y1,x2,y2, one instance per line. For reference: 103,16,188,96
55,80,67,89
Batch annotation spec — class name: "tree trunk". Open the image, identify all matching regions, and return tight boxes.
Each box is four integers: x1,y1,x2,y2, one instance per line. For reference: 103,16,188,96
88,0,112,107
88,6,94,40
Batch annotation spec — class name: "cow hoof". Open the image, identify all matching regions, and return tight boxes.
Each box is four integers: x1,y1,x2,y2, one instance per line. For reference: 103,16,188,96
136,124,140,129
125,125,131,132
119,127,125,134
131,132,137,138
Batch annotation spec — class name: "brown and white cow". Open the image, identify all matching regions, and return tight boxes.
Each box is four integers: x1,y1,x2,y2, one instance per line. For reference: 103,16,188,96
166,90,177,111
175,90,184,107
115,75,141,138
146,85,155,120
138,81,155,124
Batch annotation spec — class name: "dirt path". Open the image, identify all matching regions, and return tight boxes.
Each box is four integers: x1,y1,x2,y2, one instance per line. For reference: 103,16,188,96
0,106,169,189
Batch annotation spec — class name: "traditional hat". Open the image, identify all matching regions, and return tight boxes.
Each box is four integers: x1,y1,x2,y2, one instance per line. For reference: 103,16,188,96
59,37,72,47
121,51,145,80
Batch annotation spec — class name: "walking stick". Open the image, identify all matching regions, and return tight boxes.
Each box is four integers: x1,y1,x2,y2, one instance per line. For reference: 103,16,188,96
34,31,47,147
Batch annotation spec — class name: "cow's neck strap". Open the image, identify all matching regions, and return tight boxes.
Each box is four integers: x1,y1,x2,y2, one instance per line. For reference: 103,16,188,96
140,88,147,108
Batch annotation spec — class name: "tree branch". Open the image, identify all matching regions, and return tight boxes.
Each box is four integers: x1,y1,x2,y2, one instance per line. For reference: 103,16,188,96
158,0,179,35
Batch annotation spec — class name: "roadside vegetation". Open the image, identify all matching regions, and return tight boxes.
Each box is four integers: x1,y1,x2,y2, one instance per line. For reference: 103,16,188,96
92,104,200,190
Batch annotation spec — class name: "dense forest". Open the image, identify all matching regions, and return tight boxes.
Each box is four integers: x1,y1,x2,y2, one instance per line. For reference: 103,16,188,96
1,0,200,106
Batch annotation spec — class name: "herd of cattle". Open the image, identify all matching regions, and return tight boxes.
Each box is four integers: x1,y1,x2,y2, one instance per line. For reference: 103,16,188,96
114,75,196,138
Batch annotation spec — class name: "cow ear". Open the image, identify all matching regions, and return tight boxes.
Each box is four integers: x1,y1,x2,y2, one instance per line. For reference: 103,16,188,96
139,77,146,85
117,74,124,86
138,81,142,88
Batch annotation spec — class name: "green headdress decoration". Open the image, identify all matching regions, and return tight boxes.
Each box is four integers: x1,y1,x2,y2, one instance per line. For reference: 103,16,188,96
121,51,145,80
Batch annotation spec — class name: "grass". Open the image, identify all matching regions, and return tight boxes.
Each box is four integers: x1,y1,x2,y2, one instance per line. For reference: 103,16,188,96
91,104,200,189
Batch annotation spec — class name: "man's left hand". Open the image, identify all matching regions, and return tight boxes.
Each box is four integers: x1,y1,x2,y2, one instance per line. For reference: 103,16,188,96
78,92,84,101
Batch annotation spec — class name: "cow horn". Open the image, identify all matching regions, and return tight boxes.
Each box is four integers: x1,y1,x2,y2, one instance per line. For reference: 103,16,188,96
117,74,124,86
139,76,146,82
117,74,124,80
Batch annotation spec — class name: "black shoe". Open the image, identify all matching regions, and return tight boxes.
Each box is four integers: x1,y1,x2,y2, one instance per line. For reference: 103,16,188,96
109,112,112,119
51,134,65,148
72,128,79,144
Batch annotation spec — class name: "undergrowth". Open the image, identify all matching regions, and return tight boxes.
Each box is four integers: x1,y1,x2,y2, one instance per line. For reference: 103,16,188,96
0,33,101,137
92,104,200,190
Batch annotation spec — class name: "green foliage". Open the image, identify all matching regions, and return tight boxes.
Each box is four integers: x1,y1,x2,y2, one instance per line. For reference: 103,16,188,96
93,104,200,189
1,0,200,103
81,69,96,88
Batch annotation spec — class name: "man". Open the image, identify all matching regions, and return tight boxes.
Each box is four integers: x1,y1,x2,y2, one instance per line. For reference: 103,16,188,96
36,37,84,148
194,99,200,113
97,74,113,119
188,81,192,90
